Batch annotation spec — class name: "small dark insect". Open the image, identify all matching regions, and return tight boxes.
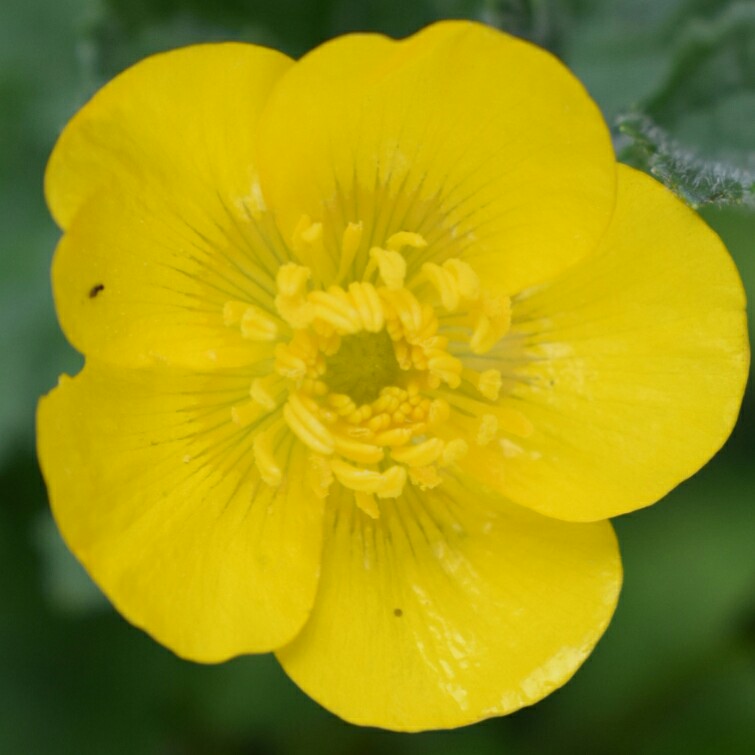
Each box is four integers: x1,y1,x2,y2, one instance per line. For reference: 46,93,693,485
89,283,105,298
393,608,403,618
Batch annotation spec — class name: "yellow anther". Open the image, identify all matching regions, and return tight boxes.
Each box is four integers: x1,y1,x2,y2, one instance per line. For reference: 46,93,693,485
330,459,406,498
386,231,427,252
374,427,414,447
367,413,391,432
310,289,362,334
291,215,324,256
427,399,450,427
274,343,308,379
275,263,313,327
375,465,407,498
348,404,372,423
253,428,282,487
300,378,328,397
369,247,406,290
477,414,499,446
307,453,334,499
328,393,357,417
441,438,469,466
478,369,503,401
470,315,496,354
382,287,424,335
230,401,264,428
423,262,460,311
315,329,341,356
491,404,534,438
409,465,443,490
276,263,311,298
347,282,384,332
393,340,411,369
284,393,335,455
250,373,281,411
355,491,380,519
391,438,444,467
482,291,511,321
240,305,279,341
444,258,480,300
222,300,248,326
428,353,463,387
337,221,364,281
470,293,511,353
410,406,425,421
333,435,384,464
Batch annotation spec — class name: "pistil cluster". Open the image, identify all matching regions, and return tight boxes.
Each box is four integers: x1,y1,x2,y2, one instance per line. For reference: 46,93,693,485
223,217,523,517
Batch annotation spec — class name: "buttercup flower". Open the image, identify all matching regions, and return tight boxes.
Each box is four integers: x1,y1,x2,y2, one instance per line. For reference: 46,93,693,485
38,21,748,731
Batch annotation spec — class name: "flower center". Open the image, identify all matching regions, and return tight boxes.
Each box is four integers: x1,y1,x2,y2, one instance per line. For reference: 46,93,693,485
223,216,530,517
323,331,400,405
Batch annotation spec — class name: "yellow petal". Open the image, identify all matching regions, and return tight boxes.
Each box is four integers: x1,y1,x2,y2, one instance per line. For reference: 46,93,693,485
277,476,621,731
36,362,324,661
459,165,749,522
257,20,615,291
52,188,280,369
46,44,293,369
46,43,291,229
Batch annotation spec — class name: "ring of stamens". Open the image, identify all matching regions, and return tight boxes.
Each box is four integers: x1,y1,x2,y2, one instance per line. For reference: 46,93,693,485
224,219,528,518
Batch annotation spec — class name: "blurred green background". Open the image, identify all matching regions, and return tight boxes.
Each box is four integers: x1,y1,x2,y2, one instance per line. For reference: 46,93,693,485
1,0,753,753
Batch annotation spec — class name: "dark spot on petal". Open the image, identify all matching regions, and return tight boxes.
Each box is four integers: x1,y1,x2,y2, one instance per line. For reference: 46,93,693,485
393,608,403,617
89,283,105,298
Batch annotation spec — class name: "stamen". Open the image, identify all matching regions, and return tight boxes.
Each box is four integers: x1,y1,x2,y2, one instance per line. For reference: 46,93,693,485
240,305,279,341
223,300,250,326
253,425,284,486
368,247,406,290
422,258,480,312
408,465,443,490
355,491,380,519
291,215,324,260
330,459,407,498
477,414,498,446
250,373,283,411
391,438,444,467
477,369,503,401
275,263,313,327
470,293,511,354
333,434,385,464
307,453,334,499
386,231,427,252
347,282,384,332
441,438,469,466
231,400,265,428
284,392,335,455
240,225,528,511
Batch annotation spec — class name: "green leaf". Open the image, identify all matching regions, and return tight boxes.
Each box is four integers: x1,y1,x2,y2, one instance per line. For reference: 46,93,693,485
617,111,755,208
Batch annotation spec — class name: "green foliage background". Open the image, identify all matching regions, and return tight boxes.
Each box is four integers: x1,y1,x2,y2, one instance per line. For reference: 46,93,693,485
1,1,753,752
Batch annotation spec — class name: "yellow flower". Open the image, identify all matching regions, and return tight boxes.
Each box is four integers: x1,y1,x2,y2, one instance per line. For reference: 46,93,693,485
37,21,748,731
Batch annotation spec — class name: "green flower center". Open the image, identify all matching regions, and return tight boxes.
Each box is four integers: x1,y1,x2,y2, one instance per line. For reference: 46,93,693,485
324,331,401,405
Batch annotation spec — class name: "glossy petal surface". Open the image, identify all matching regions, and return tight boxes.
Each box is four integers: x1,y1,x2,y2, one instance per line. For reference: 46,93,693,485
277,478,621,731
46,43,291,229
458,166,749,521
47,44,292,369
37,362,324,661
257,20,616,292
